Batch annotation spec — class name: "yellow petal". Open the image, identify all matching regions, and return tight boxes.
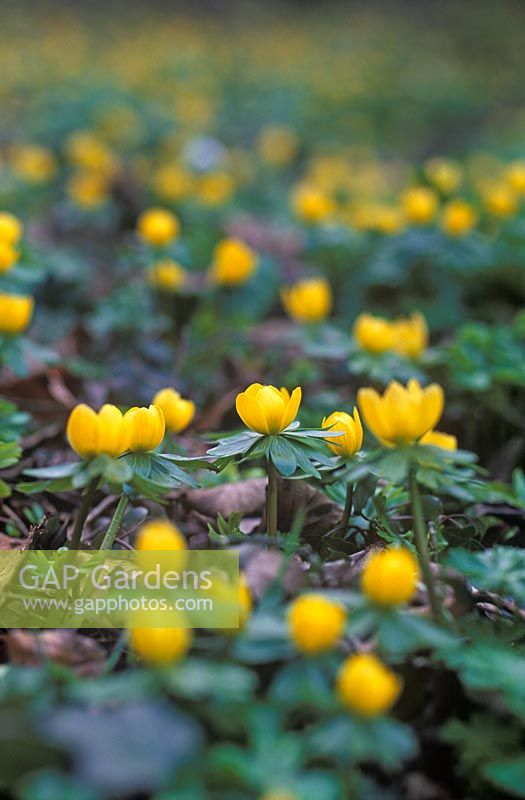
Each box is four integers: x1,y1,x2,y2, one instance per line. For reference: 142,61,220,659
66,404,99,458
97,404,129,457
281,386,302,430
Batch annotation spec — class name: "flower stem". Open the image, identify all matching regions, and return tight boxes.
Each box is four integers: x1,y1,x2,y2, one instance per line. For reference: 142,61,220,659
99,493,130,550
266,457,278,543
340,483,354,532
409,467,443,623
69,477,98,550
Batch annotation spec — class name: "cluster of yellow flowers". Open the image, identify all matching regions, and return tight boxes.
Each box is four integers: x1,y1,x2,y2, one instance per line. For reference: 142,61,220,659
237,378,455,454
66,387,195,459
0,211,34,337
65,131,119,209
353,311,428,358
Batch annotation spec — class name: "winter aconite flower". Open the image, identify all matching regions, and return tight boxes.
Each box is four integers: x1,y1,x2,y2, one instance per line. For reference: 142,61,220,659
401,186,438,225
137,207,179,247
148,260,187,292
66,404,130,459
124,405,165,452
0,293,34,335
236,383,301,435
288,594,346,655
353,313,396,355
424,157,463,195
483,184,517,218
209,237,257,285
358,379,444,447
505,161,525,195
361,547,420,606
67,172,110,209
322,409,363,458
391,311,428,358
129,626,191,666
10,144,57,184
152,388,195,434
441,199,477,238
0,241,19,274
135,519,187,551
420,429,457,450
0,212,23,245
292,183,334,223
281,277,333,324
336,653,402,717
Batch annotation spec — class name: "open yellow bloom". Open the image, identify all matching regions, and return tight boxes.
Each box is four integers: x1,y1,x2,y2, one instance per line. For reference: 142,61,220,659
11,144,57,183
209,237,258,286
505,161,525,195
124,405,165,452
67,172,110,208
135,519,187,551
483,184,517,218
66,404,130,459
0,212,23,245
424,157,463,195
441,199,477,237
236,383,301,435
391,312,428,358
336,653,402,717
292,183,335,223
148,260,187,292
152,388,195,433
137,208,179,247
353,313,396,354
0,241,19,273
420,429,457,450
361,547,420,606
322,409,363,458
401,186,438,225
358,379,444,446
288,594,346,655
129,626,191,666
0,293,34,335
281,277,333,324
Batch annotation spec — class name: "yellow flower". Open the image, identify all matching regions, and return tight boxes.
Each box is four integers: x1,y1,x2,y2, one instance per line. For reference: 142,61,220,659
281,277,333,324
322,409,363,458
361,547,420,606
152,164,193,202
336,653,402,717
236,383,301,435
505,161,525,195
483,184,518,218
152,388,195,433
373,205,405,235
291,184,335,224
135,519,187,551
67,172,110,208
129,626,191,666
441,199,477,237
196,172,234,206
66,404,130,459
353,313,396,355
288,594,346,655
124,405,166,452
65,130,118,177
420,429,457,450
424,157,463,195
137,208,180,247
257,124,298,167
358,379,444,447
401,186,438,225
209,237,258,286
147,260,187,292
0,212,23,245
11,145,57,183
391,312,428,358
0,241,19,274
0,293,34,335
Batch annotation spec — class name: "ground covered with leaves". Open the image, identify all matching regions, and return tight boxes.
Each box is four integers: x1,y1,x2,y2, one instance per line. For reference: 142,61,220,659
1,2,525,799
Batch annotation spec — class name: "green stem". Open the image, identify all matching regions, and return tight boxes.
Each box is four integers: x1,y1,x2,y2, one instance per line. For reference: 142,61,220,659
409,467,443,624
340,483,354,532
266,457,278,543
99,493,130,550
69,477,98,550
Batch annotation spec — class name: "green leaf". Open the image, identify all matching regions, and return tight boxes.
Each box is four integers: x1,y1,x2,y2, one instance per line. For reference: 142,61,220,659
483,758,525,798
207,431,262,459
446,547,525,604
269,437,298,477
23,462,82,479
